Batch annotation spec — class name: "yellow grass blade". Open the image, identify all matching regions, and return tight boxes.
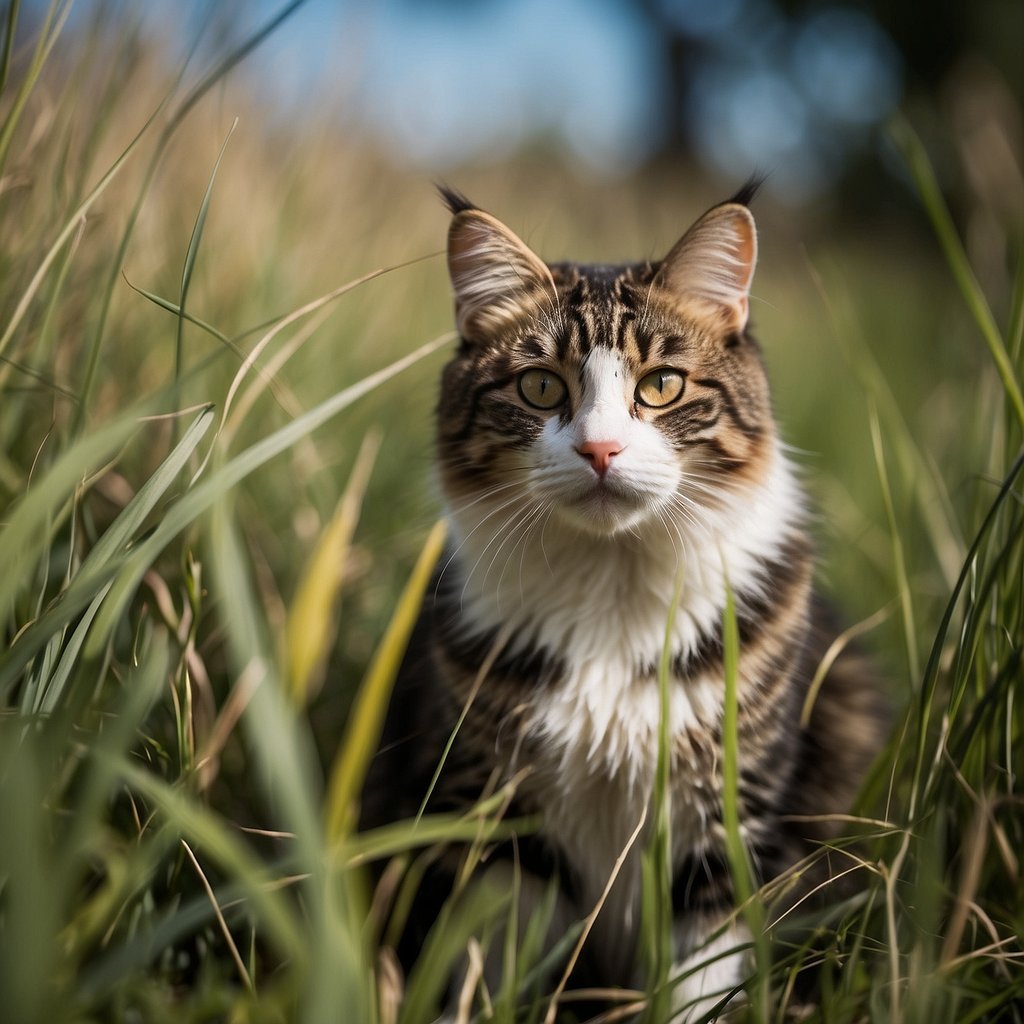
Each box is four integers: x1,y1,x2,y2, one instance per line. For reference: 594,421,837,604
284,431,380,705
324,519,447,843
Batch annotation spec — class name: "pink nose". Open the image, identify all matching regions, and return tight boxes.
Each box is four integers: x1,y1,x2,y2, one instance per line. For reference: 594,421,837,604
576,439,623,477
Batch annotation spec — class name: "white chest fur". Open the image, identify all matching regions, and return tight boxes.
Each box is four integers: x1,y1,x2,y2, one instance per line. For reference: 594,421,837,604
445,443,803,913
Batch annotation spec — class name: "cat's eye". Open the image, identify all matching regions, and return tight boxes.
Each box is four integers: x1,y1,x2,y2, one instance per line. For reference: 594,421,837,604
635,368,685,408
518,368,567,410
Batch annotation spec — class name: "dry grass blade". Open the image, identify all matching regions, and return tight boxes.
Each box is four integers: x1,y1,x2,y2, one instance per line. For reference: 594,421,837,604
181,839,254,992
543,805,648,1024
415,620,515,824
801,602,893,726
220,252,442,445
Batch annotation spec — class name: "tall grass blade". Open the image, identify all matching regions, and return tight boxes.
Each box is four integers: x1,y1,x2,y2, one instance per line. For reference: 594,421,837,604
639,569,682,1021
84,333,452,659
73,0,310,429
286,431,380,705
114,759,305,959
0,414,138,620
0,39,171,365
399,884,511,1024
0,0,73,180
325,519,447,843
869,399,920,682
721,580,769,1021
0,627,167,1024
209,497,371,1020
0,407,214,696
889,115,1024,429
175,118,238,385
0,0,20,96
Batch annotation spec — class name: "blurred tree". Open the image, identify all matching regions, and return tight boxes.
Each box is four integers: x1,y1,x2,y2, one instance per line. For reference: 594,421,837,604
398,0,1021,203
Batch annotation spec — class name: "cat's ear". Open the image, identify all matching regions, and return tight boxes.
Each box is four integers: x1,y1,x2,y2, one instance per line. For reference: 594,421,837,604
444,193,553,341
656,202,757,331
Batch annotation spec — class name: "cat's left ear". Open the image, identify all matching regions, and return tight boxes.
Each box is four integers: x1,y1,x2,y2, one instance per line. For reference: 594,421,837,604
656,202,757,332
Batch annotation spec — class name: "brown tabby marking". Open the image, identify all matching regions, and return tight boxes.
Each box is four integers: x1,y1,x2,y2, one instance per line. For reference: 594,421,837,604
362,185,886,1019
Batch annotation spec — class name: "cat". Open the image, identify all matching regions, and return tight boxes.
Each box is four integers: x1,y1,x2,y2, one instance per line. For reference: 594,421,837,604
362,184,886,1020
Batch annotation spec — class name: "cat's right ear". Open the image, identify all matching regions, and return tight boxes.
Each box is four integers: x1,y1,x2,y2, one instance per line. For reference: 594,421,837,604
443,193,553,342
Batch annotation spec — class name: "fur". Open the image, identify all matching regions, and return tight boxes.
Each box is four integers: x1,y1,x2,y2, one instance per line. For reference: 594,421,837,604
362,190,885,1018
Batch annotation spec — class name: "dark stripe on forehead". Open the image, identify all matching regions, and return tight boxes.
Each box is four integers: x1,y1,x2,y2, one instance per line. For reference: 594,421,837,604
633,324,654,363
519,335,546,360
614,308,636,351
548,322,570,361
568,307,593,356
657,334,686,359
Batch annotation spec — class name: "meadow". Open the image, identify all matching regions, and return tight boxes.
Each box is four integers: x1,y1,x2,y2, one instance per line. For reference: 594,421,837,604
0,4,1021,1022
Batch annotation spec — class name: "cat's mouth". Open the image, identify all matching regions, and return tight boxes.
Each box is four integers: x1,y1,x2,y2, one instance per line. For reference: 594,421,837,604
557,477,654,534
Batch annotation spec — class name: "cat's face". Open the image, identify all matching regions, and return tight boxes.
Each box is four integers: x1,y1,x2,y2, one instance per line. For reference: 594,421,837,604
438,193,775,541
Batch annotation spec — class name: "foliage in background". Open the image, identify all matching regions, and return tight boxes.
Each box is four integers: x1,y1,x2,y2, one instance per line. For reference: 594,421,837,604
0,3,1021,1022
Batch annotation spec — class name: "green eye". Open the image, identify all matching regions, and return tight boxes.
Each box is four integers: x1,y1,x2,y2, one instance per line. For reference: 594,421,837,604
635,368,685,408
518,368,567,410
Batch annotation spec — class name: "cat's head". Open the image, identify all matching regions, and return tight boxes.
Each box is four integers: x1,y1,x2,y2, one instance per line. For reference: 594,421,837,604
437,186,775,540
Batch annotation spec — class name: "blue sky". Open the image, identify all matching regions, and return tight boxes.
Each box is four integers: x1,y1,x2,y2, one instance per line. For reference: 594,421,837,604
188,0,902,199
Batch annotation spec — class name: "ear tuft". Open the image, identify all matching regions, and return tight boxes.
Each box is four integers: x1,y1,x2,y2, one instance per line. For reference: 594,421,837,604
437,184,477,215
446,207,553,341
656,202,758,331
727,174,766,209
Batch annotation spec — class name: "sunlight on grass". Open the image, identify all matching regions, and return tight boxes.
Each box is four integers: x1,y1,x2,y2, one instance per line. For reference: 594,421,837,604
0,2,1021,1022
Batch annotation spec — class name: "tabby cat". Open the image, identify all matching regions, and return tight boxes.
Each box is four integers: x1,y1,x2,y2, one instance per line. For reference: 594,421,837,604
363,185,884,1020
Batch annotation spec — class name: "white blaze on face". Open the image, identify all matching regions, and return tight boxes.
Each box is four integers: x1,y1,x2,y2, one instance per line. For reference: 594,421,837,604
574,348,632,456
529,348,683,535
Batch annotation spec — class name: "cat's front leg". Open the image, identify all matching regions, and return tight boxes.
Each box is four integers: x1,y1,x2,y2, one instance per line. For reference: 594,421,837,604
670,915,750,1023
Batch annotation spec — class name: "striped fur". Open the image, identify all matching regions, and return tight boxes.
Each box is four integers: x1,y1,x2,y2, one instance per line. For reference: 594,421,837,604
363,191,885,1017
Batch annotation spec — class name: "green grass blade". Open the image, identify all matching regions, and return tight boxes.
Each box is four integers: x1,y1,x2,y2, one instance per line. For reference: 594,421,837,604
0,0,73,180
84,333,452,660
0,414,138,620
639,568,683,1021
0,0,20,96
889,115,1024,430
399,884,511,1024
0,38,171,366
0,407,214,696
208,497,371,1022
81,406,214,572
30,584,110,714
117,761,305,956
175,118,237,385
73,1,309,430
721,580,769,1022
869,398,920,683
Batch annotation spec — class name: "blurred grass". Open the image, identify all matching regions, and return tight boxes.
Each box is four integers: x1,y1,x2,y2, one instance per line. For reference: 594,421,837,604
0,2,1022,1022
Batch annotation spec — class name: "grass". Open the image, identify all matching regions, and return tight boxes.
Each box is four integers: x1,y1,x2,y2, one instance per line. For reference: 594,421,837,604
1,3,1022,1022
